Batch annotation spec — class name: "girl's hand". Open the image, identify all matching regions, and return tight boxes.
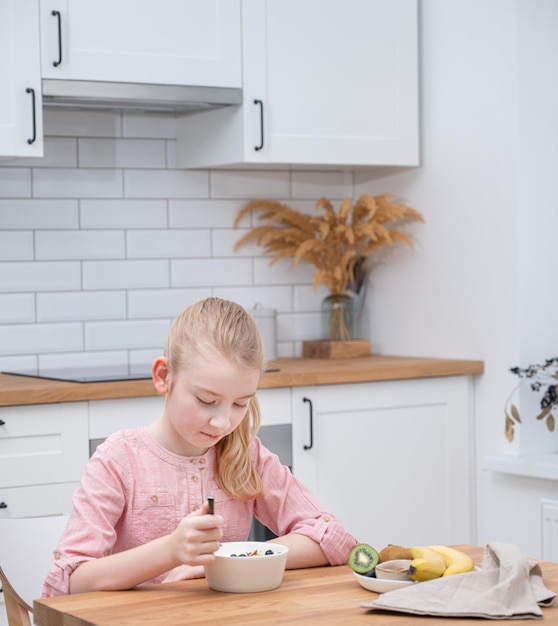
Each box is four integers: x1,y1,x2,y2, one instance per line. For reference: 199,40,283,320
170,501,224,567
163,564,205,582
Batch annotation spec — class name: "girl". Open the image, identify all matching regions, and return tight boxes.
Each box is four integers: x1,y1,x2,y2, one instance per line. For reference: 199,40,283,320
43,298,357,596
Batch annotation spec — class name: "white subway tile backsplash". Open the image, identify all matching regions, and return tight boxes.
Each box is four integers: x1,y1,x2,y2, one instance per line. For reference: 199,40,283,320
37,292,127,322
83,260,170,290
0,355,38,373
0,262,81,292
293,284,329,312
215,286,292,312
124,169,208,199
39,350,129,371
44,108,122,138
254,257,313,286
127,229,210,258
0,199,78,229
169,200,241,228
33,168,123,198
290,170,353,199
80,200,167,229
35,231,125,260
129,350,162,370
85,319,170,350
4,138,77,168
0,323,84,355
78,138,167,169
0,294,35,323
0,168,31,197
212,228,255,257
209,170,290,198
0,111,344,364
128,288,211,319
122,112,177,139
171,258,252,287
0,232,34,260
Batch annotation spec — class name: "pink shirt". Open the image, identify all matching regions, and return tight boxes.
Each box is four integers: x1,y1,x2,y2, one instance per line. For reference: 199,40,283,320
43,427,357,597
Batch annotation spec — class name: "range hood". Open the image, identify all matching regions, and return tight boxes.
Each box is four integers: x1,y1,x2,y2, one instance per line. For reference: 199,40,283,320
41,79,243,114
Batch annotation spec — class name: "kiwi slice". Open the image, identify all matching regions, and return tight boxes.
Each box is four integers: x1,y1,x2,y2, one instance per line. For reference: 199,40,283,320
348,543,379,574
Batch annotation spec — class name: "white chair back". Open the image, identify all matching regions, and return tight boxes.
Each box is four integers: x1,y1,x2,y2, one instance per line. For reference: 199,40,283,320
0,516,68,610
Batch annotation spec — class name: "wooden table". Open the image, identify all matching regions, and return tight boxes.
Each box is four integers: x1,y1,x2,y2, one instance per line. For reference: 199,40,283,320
32,547,558,626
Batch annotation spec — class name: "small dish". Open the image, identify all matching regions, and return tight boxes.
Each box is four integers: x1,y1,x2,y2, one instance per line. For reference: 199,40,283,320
375,559,412,581
353,571,415,593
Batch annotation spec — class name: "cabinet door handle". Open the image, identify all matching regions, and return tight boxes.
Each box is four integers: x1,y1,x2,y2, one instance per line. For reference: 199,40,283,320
0,502,7,509
52,10,63,67
254,99,264,151
26,88,37,145
302,397,313,450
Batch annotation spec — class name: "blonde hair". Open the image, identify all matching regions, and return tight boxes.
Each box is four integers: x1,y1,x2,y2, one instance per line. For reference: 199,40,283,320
165,298,265,500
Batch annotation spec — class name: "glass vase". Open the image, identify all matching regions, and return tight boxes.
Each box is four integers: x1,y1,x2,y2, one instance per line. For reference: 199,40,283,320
321,293,355,341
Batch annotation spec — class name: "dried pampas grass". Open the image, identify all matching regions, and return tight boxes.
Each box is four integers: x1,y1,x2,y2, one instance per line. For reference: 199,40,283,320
234,194,424,295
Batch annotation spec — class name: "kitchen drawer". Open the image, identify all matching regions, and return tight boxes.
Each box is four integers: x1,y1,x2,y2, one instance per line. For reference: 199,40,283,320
0,482,78,518
257,388,292,427
0,403,88,489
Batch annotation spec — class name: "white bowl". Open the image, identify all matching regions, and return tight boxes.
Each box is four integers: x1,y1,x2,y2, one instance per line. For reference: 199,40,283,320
375,559,412,580
204,541,289,593
353,571,415,593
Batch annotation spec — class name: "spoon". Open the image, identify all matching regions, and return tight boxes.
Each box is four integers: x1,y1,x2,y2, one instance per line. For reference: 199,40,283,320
207,495,215,515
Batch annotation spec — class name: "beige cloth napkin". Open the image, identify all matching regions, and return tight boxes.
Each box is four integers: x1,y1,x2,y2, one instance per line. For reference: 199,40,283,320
363,543,556,620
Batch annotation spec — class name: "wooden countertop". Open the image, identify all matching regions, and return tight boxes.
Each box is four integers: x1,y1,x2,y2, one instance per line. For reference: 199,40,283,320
32,546,558,626
0,355,484,407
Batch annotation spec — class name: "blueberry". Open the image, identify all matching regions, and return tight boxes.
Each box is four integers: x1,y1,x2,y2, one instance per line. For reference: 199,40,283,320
265,549,274,555
365,570,377,578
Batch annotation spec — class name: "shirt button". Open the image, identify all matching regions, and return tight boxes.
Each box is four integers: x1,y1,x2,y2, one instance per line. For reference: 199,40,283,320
324,516,332,522
192,504,200,511
199,458,206,464
54,552,61,560
151,495,159,503
191,475,199,483
190,459,197,464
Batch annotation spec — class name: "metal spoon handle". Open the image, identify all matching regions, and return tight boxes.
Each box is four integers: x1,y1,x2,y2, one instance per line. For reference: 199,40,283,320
207,495,215,515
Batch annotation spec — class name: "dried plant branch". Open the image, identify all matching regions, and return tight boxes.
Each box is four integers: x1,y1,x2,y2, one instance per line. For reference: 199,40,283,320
234,194,424,295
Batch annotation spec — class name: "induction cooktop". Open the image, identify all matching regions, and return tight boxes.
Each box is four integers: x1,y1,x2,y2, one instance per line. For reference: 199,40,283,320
2,367,153,383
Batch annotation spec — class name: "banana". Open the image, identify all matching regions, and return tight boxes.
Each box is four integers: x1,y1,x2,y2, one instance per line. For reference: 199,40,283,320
408,546,447,581
428,545,475,576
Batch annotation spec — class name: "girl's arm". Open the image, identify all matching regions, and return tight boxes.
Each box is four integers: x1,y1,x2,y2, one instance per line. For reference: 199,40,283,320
69,503,223,594
268,533,328,569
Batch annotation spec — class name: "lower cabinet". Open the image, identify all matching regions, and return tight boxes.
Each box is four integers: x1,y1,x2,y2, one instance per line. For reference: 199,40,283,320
291,377,475,550
0,402,88,517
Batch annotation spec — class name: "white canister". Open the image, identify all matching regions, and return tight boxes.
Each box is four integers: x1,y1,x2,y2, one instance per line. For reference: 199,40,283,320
250,303,277,360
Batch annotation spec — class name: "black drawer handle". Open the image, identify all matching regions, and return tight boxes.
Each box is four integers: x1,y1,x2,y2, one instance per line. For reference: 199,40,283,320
254,99,264,151
26,87,37,144
0,502,7,509
302,397,313,450
52,10,63,67
0,419,5,426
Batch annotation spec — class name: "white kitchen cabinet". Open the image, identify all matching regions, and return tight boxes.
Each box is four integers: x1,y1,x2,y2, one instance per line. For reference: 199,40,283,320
0,0,44,159
39,0,241,88
177,0,419,169
0,402,88,517
291,376,475,549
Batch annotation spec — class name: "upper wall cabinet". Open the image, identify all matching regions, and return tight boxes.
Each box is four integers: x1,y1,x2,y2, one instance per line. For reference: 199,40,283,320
177,0,419,169
39,0,241,88
0,0,44,159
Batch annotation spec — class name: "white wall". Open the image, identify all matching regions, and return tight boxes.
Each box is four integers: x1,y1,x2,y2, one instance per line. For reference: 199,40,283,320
355,0,558,557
